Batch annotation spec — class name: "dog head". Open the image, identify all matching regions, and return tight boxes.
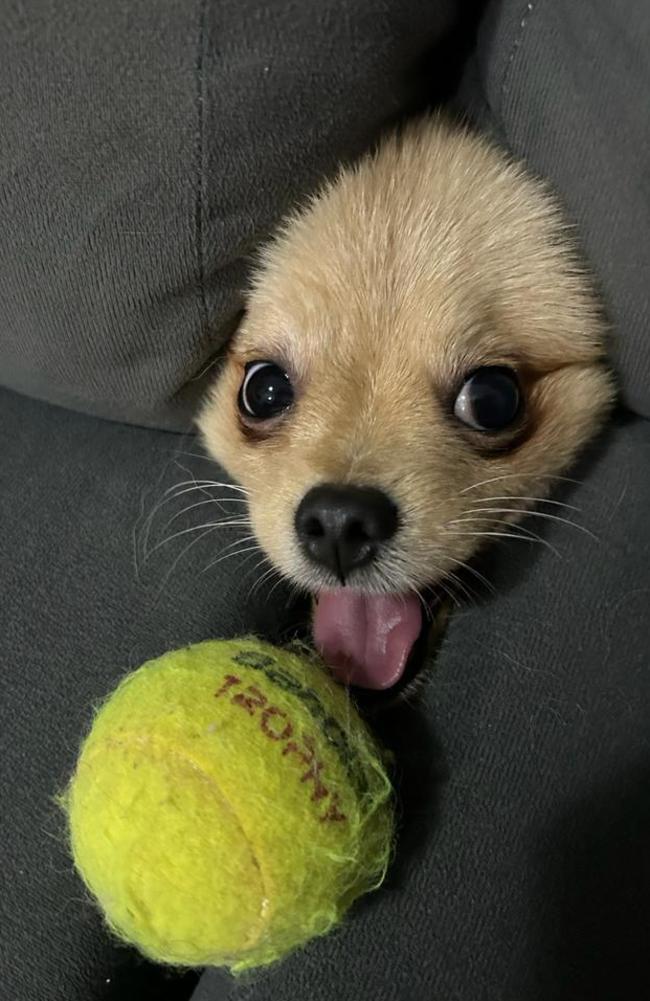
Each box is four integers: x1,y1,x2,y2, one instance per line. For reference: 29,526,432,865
199,118,614,689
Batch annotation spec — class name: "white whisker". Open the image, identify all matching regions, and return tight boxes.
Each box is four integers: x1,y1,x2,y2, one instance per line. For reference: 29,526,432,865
470,495,581,512
146,519,251,559
265,571,291,605
443,569,477,604
202,544,263,575
141,478,248,559
447,515,560,550
249,563,281,603
163,477,248,496
161,497,250,534
435,578,462,609
446,527,562,558
243,556,277,603
152,526,224,605
201,535,260,575
460,472,581,495
443,555,495,594
142,483,213,559
461,506,598,541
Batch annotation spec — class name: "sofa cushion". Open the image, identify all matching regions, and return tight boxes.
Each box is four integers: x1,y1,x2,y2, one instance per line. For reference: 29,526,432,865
0,385,302,1001
0,0,459,429
460,0,650,417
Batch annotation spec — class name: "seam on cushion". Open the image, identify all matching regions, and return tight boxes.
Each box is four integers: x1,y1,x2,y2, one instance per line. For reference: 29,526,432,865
500,0,539,110
194,0,209,338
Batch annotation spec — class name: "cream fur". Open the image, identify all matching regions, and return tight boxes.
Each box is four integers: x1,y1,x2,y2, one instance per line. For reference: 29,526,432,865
199,117,614,597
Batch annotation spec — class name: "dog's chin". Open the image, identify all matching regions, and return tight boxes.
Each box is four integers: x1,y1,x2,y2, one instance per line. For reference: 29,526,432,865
311,585,443,694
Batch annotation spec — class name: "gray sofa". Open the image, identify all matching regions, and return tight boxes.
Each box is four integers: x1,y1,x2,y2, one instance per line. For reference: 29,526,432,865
1,2,649,999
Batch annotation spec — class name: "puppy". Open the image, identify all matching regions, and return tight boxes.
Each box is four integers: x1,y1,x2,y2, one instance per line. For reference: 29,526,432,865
199,116,614,692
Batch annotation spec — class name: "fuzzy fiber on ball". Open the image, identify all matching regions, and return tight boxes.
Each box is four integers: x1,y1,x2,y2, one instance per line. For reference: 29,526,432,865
64,638,394,972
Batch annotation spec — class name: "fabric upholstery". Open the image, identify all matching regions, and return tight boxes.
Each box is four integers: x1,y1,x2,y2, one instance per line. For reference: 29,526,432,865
1,0,649,998
0,385,301,1001
0,0,458,429
459,0,650,417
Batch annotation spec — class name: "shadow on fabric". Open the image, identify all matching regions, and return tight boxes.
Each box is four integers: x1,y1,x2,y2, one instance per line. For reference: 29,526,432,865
533,763,650,999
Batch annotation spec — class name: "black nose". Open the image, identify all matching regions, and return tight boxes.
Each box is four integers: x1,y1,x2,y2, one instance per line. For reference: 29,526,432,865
294,484,399,583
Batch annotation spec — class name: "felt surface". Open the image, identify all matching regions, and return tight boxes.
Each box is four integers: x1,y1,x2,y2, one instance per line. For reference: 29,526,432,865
65,639,392,970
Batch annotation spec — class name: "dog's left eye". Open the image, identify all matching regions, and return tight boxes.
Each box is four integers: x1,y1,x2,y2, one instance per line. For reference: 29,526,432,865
453,366,521,431
238,361,294,420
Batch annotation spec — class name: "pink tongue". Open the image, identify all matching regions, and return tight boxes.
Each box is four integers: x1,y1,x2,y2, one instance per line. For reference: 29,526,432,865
313,590,422,689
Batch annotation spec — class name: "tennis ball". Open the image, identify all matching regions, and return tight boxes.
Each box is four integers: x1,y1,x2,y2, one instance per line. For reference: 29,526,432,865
63,638,393,972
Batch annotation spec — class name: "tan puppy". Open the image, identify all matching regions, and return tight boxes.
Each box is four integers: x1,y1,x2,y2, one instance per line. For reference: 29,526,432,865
199,116,614,691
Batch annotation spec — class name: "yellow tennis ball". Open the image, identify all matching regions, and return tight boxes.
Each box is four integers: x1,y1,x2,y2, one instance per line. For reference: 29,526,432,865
64,638,393,972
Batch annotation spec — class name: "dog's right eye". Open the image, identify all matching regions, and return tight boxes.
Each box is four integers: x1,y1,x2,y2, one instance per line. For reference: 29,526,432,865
453,366,521,432
238,361,294,420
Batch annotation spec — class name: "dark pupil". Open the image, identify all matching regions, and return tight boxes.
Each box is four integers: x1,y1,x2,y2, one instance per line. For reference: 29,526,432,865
467,368,520,430
243,365,292,419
